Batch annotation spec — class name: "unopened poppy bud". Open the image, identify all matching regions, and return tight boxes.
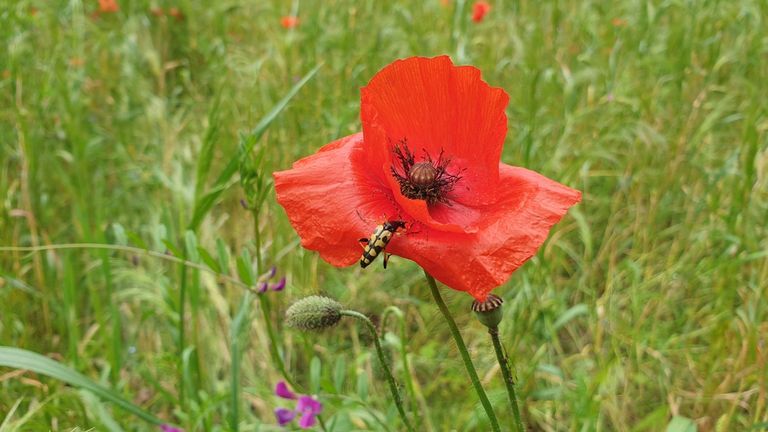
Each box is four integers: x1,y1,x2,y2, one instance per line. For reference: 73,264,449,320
471,294,504,328
286,296,343,331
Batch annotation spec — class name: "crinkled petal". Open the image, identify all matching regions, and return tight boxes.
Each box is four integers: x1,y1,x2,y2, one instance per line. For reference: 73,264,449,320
274,381,296,400
274,407,296,426
361,55,509,206
273,133,399,267
387,164,581,301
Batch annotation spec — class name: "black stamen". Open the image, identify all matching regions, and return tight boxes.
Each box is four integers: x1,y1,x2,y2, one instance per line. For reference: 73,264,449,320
390,138,461,205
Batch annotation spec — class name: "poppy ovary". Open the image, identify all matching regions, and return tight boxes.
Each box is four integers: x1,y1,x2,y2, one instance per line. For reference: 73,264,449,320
471,294,504,328
408,162,438,187
391,142,461,205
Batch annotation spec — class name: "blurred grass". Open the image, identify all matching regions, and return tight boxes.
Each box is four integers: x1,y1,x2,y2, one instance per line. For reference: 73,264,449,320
1,0,767,430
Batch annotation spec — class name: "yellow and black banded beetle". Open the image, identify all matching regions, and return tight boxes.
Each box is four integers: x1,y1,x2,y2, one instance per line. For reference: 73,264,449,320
359,220,407,268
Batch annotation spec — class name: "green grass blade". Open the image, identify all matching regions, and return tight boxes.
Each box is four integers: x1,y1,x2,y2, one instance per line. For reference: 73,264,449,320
0,347,163,426
229,291,253,432
194,96,222,201
188,64,322,230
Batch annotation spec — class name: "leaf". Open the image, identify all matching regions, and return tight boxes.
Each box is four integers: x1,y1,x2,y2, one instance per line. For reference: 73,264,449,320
310,356,321,395
356,372,369,401
667,416,697,432
0,398,23,430
79,390,124,432
109,223,127,246
194,96,221,200
197,246,221,274
0,347,162,425
333,357,346,392
229,291,253,432
161,239,182,258
236,249,254,286
553,303,589,330
216,238,230,273
188,64,322,230
184,230,199,262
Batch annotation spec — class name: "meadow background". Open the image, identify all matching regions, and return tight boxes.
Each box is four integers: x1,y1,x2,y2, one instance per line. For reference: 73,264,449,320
1,0,767,430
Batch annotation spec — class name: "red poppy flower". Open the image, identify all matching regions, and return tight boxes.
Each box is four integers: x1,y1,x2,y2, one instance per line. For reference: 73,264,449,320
471,1,491,23
98,0,119,13
281,16,300,29
274,56,580,301
168,7,184,21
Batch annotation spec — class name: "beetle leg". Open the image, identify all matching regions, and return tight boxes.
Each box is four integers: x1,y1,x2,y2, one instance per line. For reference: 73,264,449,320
383,253,392,269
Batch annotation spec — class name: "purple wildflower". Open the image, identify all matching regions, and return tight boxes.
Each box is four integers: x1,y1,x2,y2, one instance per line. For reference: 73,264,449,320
160,425,184,432
296,395,323,428
273,381,322,429
270,276,286,292
253,265,286,294
257,281,269,293
275,407,297,426
275,380,297,399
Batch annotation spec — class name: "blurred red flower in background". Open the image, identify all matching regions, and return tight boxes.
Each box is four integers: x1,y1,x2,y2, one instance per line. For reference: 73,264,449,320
471,1,491,22
98,0,119,13
274,56,580,301
281,16,300,29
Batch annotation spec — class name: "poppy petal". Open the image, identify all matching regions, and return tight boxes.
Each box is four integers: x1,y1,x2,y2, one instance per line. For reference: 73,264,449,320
274,133,399,267
361,56,509,206
388,164,581,301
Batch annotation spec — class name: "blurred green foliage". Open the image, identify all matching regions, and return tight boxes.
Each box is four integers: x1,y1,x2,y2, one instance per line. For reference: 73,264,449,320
1,0,767,430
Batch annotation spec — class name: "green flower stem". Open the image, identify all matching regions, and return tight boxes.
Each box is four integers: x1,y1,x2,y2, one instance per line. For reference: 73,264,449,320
423,271,500,432
340,310,414,432
178,262,188,408
257,295,296,388
381,306,427,428
489,326,525,432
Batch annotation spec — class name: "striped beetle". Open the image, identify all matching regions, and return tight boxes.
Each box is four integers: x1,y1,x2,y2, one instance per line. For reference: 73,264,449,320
359,220,407,268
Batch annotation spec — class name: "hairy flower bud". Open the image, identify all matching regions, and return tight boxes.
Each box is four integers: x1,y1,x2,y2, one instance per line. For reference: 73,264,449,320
471,294,504,328
285,296,344,331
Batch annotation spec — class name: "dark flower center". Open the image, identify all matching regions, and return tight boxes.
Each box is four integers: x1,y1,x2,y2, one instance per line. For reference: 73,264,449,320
408,162,437,187
390,139,461,205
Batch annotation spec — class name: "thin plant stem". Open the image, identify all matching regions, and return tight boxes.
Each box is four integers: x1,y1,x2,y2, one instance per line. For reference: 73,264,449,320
257,295,296,388
250,205,326,431
249,207,294,386
230,290,252,432
0,244,249,289
423,271,500,432
489,326,525,432
251,208,263,273
381,306,428,429
340,310,414,432
178,260,188,408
